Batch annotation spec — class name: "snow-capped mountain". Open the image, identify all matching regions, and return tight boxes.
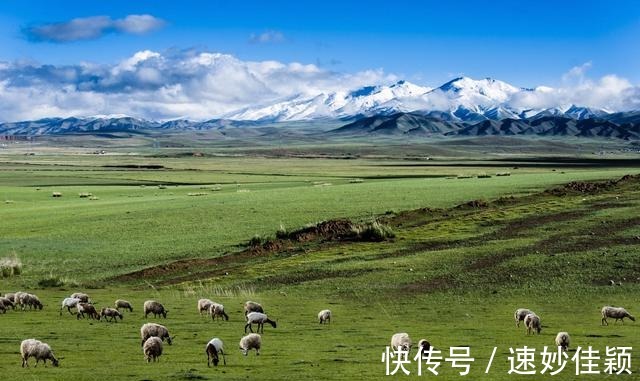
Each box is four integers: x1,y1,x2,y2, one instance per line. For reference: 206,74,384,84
2,76,630,137
225,76,603,123
225,80,432,121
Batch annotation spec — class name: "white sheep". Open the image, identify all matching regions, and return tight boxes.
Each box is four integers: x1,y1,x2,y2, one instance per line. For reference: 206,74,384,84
19,293,43,310
391,333,412,352
555,332,570,351
140,323,173,346
0,296,15,310
143,337,163,362
601,306,636,326
514,308,533,328
524,313,541,335
4,292,16,303
198,299,214,315
209,303,229,321
76,303,99,320
318,309,332,324
100,307,123,322
239,333,261,356
20,339,59,367
143,300,168,319
70,292,90,303
60,297,81,315
245,312,277,333
114,299,133,312
244,301,264,316
205,338,226,366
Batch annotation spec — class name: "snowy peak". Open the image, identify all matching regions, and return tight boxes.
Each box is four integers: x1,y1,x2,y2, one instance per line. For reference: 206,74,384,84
433,76,522,105
226,80,432,122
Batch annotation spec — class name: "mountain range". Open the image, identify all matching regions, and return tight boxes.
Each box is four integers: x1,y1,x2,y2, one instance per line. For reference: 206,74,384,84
1,77,640,140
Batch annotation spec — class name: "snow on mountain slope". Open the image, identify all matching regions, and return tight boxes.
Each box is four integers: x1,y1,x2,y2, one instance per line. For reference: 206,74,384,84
226,76,557,122
226,80,432,121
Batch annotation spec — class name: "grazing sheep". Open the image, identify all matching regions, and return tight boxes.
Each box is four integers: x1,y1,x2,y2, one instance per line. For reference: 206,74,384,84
114,299,133,312
70,292,90,303
209,303,229,321
417,339,431,356
19,293,43,310
601,306,636,326
20,339,59,367
0,303,5,314
391,333,412,352
245,312,277,334
76,303,100,320
205,338,226,366
318,309,332,324
239,333,261,356
555,332,570,351
0,296,14,310
140,323,173,346
4,292,16,303
198,299,214,315
100,307,123,322
143,300,168,319
524,313,542,335
60,297,81,315
13,292,27,309
244,301,264,316
143,337,163,362
514,308,534,328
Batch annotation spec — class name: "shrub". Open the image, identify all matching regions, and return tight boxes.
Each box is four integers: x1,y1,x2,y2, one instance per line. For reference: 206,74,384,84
477,173,492,178
248,235,265,247
38,277,64,288
276,224,288,239
350,221,395,242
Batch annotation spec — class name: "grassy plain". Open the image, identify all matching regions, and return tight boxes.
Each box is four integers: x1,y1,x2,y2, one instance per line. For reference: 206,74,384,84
0,139,639,380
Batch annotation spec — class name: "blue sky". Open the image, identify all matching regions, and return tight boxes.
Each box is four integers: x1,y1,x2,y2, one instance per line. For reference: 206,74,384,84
0,1,638,121
1,0,638,87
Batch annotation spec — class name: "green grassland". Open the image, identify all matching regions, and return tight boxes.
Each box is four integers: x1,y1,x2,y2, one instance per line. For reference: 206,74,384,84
0,146,639,380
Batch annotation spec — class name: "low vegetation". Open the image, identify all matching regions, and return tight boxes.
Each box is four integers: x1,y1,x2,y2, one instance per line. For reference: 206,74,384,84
0,147,638,380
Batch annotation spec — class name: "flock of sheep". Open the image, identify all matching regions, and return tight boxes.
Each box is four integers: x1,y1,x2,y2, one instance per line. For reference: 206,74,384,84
390,305,635,356
2,291,333,367
4,289,634,369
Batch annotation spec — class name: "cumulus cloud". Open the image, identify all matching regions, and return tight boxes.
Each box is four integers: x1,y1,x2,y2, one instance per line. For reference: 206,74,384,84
0,52,637,122
248,30,286,44
23,14,165,42
561,61,592,84
508,64,639,112
0,50,395,121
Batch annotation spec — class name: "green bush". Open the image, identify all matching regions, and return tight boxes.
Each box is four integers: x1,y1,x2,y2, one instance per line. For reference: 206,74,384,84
38,277,64,288
276,225,288,239
248,235,265,247
350,221,395,242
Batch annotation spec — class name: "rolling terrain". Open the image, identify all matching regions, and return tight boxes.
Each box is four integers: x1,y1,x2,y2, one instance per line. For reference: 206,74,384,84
0,157,638,380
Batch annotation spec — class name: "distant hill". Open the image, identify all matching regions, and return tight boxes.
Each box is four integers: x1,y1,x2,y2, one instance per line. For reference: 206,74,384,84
2,110,640,141
330,113,640,140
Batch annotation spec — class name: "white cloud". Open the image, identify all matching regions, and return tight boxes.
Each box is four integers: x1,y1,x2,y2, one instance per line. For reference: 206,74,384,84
0,53,637,122
249,30,286,44
0,50,394,121
24,14,165,42
509,69,638,112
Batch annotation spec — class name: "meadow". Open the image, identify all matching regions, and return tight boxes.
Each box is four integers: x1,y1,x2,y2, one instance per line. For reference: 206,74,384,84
0,143,639,380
